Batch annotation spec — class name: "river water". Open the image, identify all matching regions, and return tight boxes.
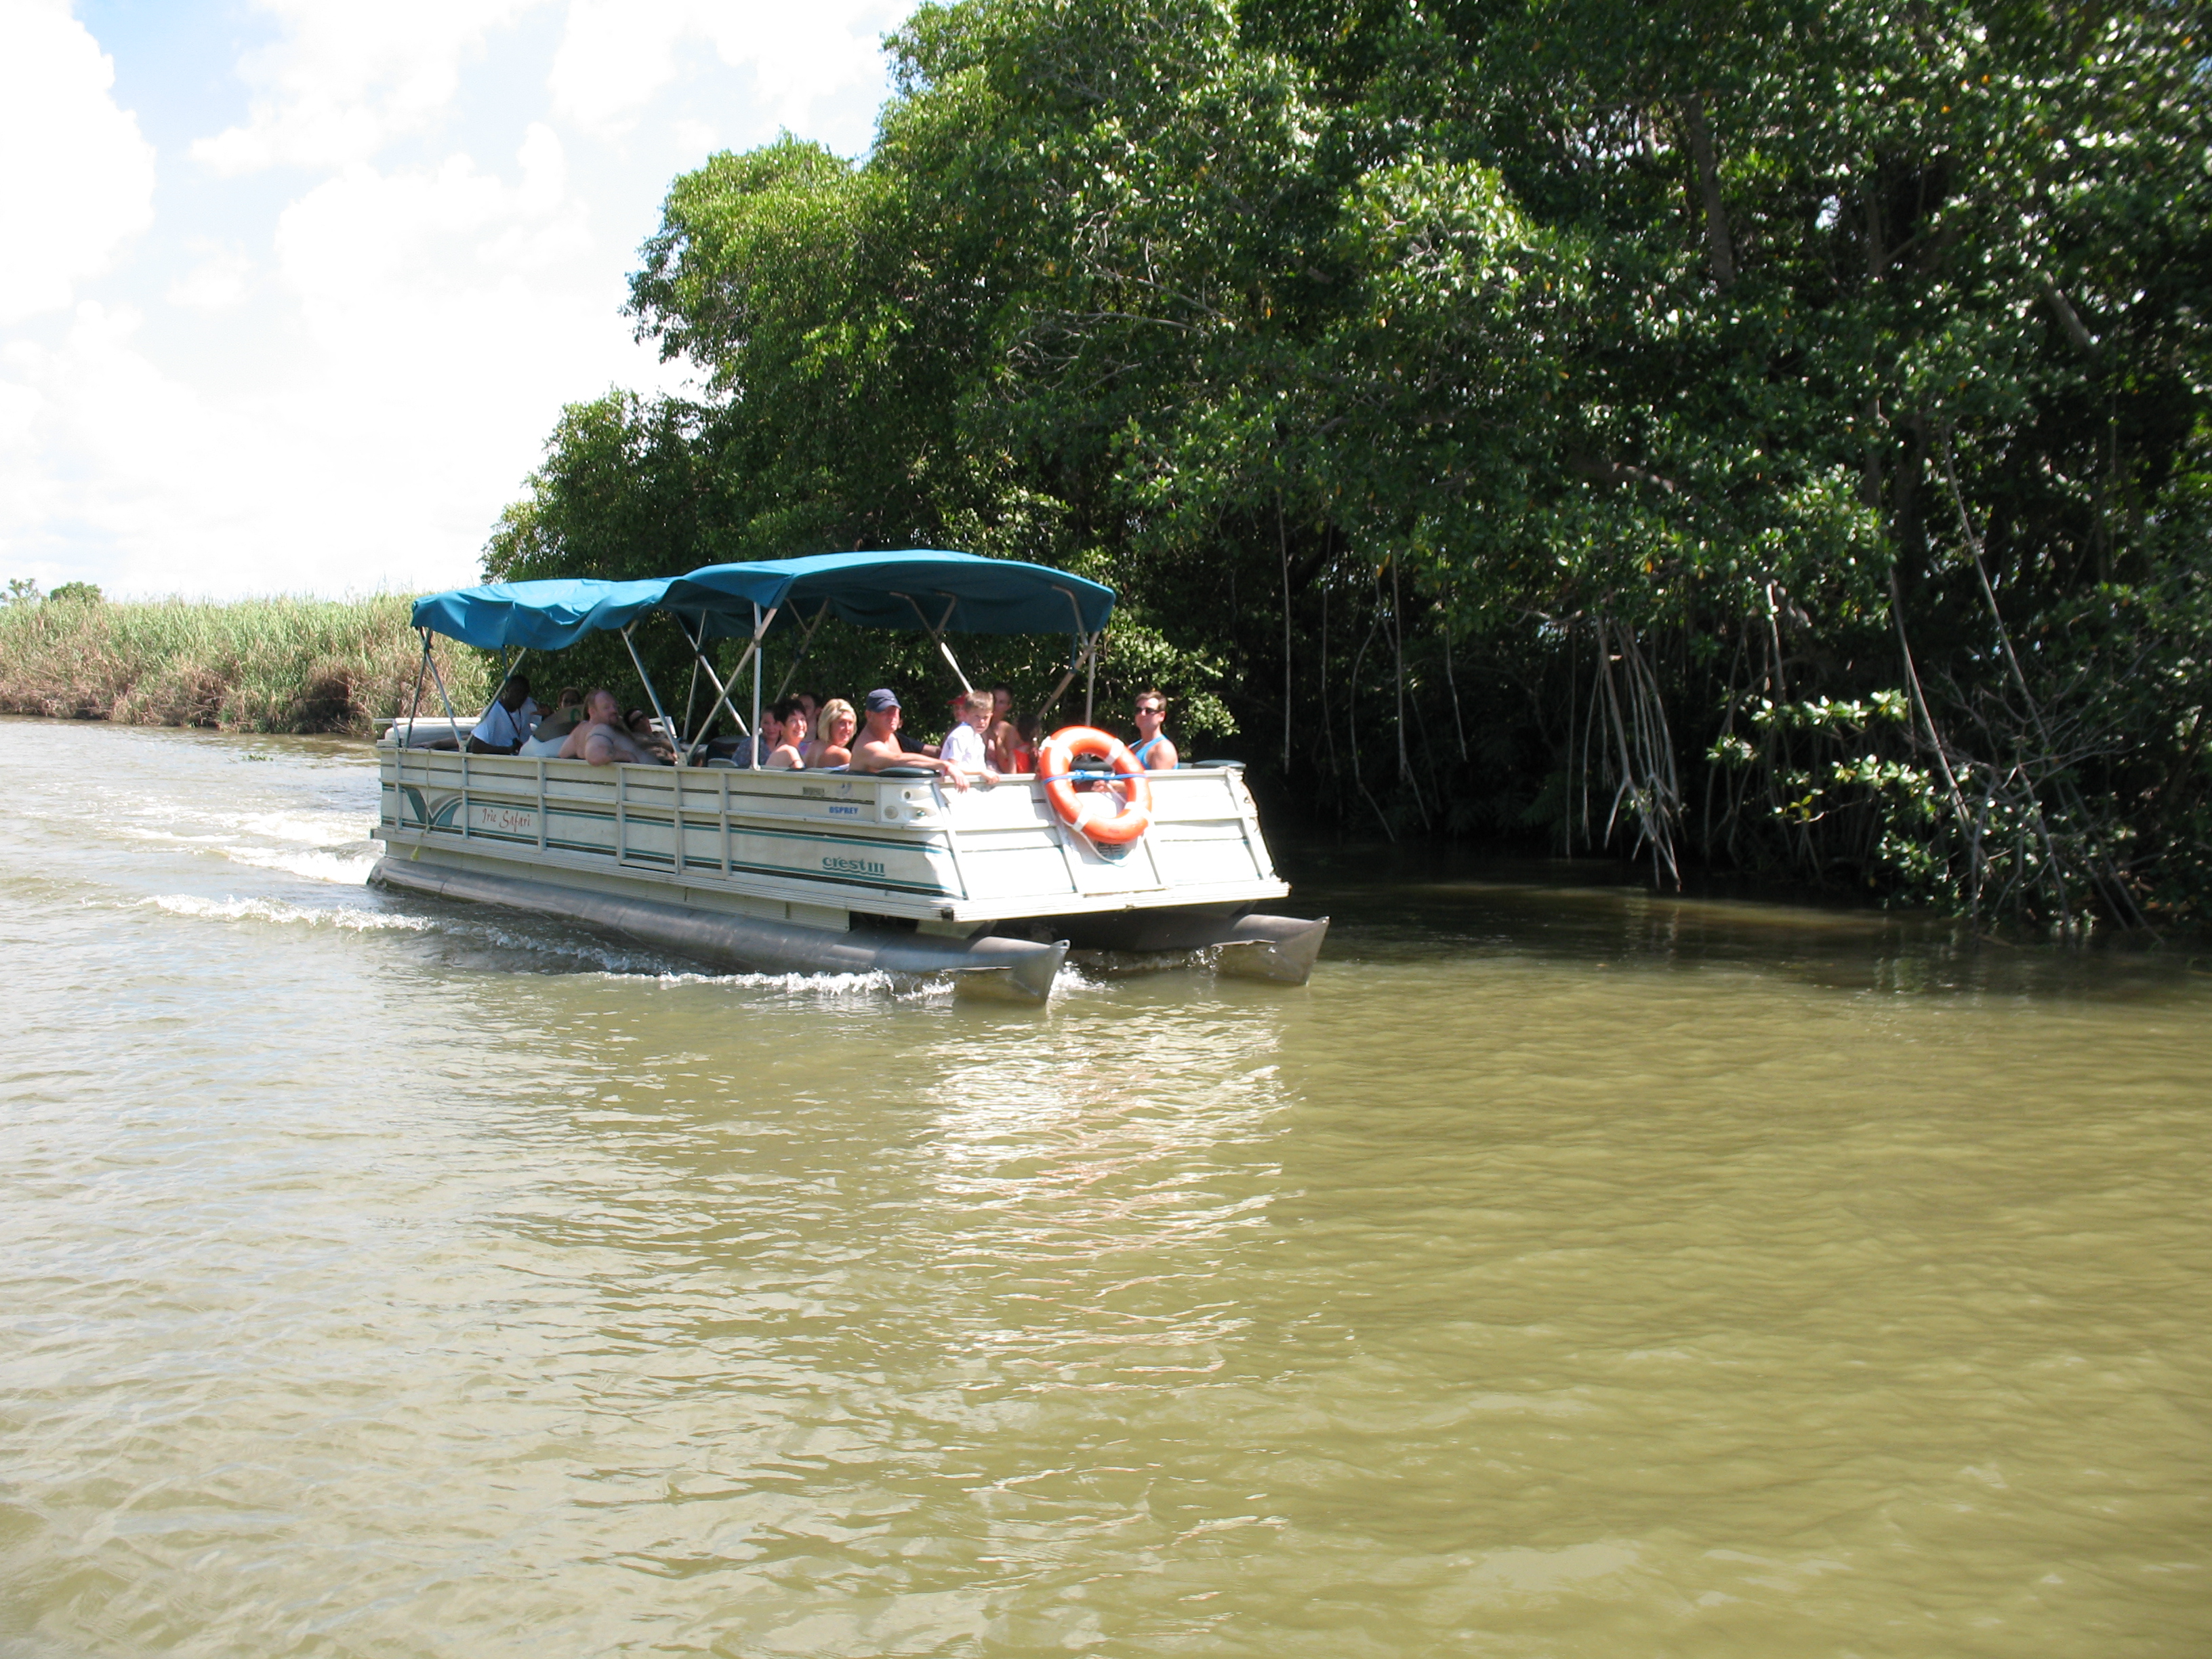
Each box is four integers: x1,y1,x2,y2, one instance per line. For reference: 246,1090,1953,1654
3,716,2209,1657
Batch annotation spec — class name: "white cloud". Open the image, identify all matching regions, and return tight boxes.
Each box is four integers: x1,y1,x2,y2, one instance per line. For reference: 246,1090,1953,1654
550,0,904,144
1,0,895,597
191,0,546,174
0,0,157,323
0,123,680,597
167,244,256,309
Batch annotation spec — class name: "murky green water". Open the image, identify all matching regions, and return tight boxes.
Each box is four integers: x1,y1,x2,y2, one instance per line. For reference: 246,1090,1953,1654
4,716,2209,1656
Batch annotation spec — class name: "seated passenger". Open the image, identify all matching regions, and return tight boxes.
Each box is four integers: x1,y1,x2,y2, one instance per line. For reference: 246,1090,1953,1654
847,688,970,790
740,703,783,766
625,708,677,762
1130,688,1179,769
766,699,808,769
987,684,1021,772
940,689,999,781
810,698,856,768
529,686,586,744
558,690,672,766
467,674,537,754
1010,711,1041,774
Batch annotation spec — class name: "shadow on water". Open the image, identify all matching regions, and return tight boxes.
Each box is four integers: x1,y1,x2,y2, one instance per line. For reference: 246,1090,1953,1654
1282,839,2212,1002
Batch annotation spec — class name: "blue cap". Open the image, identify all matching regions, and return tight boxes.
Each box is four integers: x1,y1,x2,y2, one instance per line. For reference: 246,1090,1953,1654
865,687,900,713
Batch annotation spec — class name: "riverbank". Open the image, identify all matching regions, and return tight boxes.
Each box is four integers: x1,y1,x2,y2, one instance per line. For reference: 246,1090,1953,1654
0,594,489,735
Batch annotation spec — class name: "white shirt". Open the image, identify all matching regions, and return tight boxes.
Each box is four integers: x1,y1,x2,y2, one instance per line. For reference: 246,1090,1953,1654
941,722,987,769
470,697,539,749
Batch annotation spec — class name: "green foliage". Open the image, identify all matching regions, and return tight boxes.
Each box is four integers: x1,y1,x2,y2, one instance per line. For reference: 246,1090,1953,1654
47,581,103,605
0,595,489,735
489,0,2212,927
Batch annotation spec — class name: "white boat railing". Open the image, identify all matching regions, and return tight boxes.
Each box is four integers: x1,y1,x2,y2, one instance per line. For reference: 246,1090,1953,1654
375,745,1286,925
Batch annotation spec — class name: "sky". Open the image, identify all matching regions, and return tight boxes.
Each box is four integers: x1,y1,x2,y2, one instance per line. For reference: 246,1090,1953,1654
0,0,907,599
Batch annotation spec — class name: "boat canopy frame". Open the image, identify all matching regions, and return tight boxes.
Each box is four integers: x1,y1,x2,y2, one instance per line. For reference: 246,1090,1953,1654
404,551,1115,767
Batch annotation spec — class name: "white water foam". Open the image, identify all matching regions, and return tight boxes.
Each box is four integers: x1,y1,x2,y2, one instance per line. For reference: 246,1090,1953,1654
142,895,433,932
626,968,914,999
220,844,380,884
237,811,378,846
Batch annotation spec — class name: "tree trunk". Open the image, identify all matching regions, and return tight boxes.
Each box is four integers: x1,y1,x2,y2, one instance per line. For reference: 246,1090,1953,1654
1681,92,1736,289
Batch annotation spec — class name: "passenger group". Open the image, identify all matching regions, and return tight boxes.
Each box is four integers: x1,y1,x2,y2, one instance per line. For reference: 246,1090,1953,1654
457,671,1180,783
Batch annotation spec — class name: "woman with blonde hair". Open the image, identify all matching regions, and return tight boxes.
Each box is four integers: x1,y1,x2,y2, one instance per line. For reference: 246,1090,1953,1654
808,697,857,768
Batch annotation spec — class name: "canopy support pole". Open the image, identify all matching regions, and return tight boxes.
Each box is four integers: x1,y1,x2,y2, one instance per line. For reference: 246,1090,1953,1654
895,592,971,692
751,603,764,769
1035,588,1104,730
619,625,678,749
405,634,430,731
672,611,776,766
771,600,834,699
421,628,468,750
1033,630,1102,730
496,647,531,739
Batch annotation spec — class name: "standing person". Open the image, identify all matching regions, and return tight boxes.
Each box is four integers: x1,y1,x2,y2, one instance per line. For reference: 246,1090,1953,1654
848,688,970,790
941,689,998,779
1130,689,1179,769
808,698,857,767
468,674,538,754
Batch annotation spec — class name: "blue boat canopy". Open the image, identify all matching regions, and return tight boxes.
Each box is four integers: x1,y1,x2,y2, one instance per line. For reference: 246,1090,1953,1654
411,576,674,651
411,552,1113,649
664,551,1113,639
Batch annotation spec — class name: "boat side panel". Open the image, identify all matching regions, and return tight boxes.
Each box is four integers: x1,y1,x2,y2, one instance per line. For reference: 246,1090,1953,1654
374,750,1288,921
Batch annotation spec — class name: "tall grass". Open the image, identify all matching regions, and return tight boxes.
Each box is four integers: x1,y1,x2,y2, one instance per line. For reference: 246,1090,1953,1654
0,595,492,735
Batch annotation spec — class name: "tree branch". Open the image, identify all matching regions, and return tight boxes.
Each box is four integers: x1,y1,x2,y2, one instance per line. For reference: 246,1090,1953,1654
2037,275,2100,357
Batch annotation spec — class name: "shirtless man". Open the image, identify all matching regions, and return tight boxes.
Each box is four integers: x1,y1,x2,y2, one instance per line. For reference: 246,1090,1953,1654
1130,688,1179,770
846,687,970,791
557,689,668,766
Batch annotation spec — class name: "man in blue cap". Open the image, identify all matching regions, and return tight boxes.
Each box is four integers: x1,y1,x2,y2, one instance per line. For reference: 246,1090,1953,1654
848,687,970,790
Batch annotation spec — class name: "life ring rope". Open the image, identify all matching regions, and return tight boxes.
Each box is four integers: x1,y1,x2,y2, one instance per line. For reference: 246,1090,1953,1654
1038,726,1153,846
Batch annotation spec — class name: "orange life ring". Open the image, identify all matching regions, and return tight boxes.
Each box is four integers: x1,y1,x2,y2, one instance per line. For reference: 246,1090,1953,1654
1038,726,1153,845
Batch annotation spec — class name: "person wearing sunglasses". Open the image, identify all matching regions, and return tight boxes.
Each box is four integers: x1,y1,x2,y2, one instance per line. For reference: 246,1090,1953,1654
1130,689,1178,770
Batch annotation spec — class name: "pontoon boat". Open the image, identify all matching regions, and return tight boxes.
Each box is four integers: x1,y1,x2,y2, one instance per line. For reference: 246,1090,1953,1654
370,552,1325,1003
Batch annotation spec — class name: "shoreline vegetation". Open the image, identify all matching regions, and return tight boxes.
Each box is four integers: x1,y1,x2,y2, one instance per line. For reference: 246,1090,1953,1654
476,0,2209,933
0,592,490,737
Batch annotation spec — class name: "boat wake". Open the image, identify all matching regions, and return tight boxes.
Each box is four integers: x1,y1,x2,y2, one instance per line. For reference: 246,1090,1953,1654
141,894,433,931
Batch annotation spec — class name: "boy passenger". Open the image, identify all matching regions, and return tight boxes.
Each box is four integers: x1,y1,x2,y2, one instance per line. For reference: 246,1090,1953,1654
941,689,998,780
